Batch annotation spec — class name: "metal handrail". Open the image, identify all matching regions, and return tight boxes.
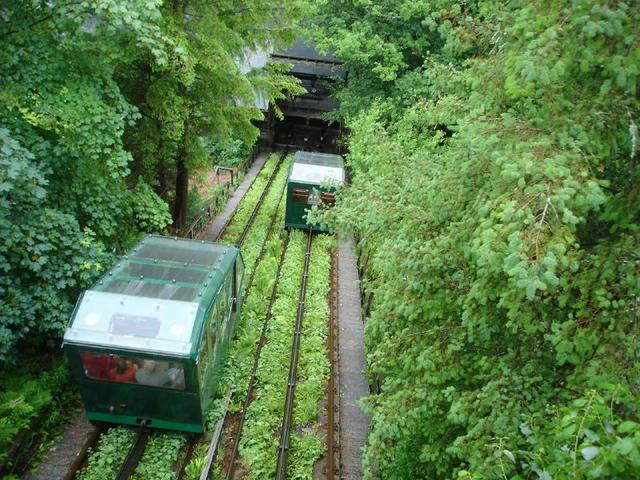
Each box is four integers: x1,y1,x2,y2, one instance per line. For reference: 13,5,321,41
215,166,235,187
182,145,261,239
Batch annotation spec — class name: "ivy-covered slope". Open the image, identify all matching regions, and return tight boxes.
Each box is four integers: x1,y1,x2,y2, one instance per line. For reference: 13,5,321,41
312,1,640,478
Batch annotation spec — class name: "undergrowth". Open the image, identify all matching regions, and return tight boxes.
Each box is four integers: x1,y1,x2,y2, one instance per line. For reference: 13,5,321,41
79,428,136,480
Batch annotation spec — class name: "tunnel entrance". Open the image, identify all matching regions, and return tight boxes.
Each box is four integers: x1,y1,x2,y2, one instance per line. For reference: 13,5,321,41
271,116,342,154
259,40,345,155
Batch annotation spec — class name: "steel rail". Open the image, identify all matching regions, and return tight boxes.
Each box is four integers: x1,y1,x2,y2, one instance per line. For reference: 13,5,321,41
195,150,284,479
242,173,289,297
62,424,107,480
275,228,314,480
199,390,233,480
187,150,283,479
326,251,339,479
200,151,287,479
115,429,150,480
235,150,287,247
213,148,272,241
223,232,291,480
175,435,198,480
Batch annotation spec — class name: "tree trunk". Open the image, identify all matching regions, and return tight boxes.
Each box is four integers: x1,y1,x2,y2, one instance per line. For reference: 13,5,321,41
157,157,168,201
157,137,169,202
173,138,189,230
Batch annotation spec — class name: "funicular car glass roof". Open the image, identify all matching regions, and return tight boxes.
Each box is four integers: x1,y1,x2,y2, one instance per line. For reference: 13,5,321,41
63,236,238,356
289,151,345,185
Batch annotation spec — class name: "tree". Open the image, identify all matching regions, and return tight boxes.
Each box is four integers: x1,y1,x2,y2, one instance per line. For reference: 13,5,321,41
118,0,307,229
311,0,640,477
0,0,307,361
0,0,171,361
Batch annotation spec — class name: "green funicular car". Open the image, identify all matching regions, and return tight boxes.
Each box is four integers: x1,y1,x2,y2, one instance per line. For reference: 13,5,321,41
284,151,345,233
63,235,244,433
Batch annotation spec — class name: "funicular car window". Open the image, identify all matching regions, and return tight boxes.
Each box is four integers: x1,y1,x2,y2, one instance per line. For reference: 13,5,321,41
209,298,221,361
307,189,321,206
198,325,211,390
225,279,233,339
218,311,226,352
235,257,244,297
80,352,185,390
218,284,228,318
224,275,232,314
212,296,226,361
321,192,336,206
292,188,309,203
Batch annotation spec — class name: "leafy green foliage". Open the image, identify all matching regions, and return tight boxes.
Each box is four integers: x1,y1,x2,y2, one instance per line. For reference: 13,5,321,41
460,389,640,480
0,129,109,360
221,153,282,247
204,138,252,168
79,427,136,480
132,180,172,233
132,434,185,480
116,0,307,228
186,186,207,227
238,231,308,479
312,0,640,478
0,1,174,362
183,443,208,480
288,234,333,480
520,389,640,479
0,360,78,467
0,394,37,461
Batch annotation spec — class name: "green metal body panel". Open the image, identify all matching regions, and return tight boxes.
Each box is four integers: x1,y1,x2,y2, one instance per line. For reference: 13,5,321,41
66,344,203,432
62,235,245,433
284,180,338,232
86,412,202,434
284,151,344,233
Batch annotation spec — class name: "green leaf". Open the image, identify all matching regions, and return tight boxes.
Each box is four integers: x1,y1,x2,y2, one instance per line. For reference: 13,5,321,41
581,446,599,461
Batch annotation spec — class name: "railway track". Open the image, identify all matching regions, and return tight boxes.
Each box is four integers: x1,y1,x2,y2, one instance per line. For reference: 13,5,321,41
275,228,314,480
240,158,289,295
194,391,233,480
115,430,149,480
54,148,346,480
187,149,288,480
216,149,286,243
223,233,290,480
222,230,341,480
63,150,346,480
63,149,347,480
234,149,287,247
62,149,290,480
